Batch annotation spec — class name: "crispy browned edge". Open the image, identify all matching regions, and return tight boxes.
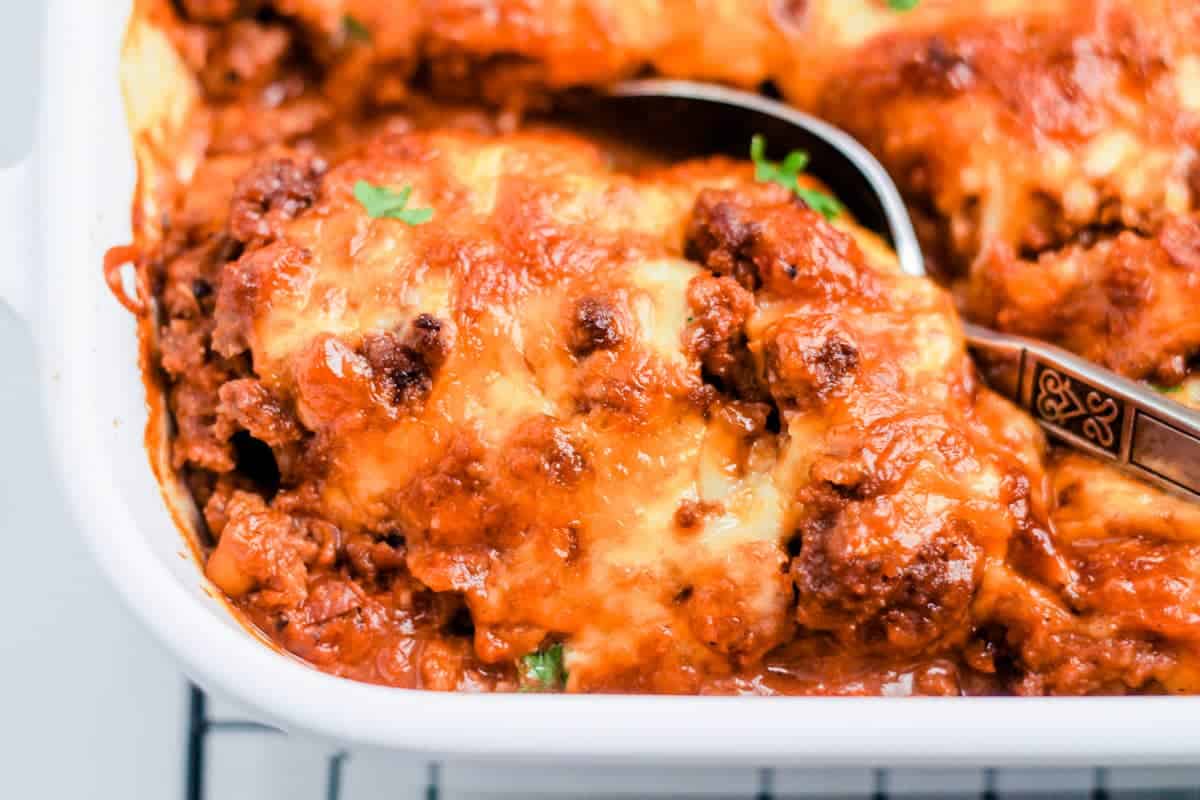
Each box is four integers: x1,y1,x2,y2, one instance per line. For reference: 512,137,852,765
119,0,285,654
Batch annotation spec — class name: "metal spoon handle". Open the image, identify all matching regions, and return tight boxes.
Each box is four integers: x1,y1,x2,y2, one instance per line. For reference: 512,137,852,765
965,322,1200,501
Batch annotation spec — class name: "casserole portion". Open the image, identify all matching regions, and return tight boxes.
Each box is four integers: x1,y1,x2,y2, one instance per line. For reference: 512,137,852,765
160,123,1056,693
116,0,1200,694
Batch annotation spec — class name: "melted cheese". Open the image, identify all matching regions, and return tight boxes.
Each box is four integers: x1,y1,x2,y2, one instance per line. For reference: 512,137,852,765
220,129,1049,691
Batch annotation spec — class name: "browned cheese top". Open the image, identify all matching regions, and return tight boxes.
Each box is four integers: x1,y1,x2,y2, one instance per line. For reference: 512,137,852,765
117,0,1200,695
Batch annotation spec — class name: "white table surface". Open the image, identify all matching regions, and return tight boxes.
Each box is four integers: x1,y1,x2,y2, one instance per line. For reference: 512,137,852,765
6,4,1200,799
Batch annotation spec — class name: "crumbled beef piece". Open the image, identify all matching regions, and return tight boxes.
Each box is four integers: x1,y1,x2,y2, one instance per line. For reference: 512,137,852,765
568,296,624,356
217,378,304,447
229,157,326,244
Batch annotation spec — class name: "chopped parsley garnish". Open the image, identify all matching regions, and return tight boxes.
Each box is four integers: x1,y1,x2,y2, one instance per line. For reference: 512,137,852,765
888,0,920,10
1151,382,1185,395
353,181,433,225
749,134,843,220
520,643,567,692
342,14,372,43
794,187,846,221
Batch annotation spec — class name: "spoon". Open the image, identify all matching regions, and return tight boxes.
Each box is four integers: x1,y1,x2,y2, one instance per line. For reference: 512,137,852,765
568,78,1200,502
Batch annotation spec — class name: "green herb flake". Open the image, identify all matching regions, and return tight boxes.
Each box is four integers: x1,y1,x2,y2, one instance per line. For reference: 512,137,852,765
749,134,843,221
888,0,920,10
1151,382,1185,395
342,14,372,43
520,643,567,692
795,188,845,220
353,180,433,225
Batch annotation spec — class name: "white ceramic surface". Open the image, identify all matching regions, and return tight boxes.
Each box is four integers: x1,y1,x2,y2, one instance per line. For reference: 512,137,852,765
12,0,1200,764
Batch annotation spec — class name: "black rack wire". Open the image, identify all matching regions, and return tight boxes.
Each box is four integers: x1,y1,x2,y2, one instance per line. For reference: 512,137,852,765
184,682,1200,800
187,685,344,800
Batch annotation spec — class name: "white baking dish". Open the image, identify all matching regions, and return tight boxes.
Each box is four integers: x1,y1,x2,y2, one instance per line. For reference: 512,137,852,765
7,0,1200,765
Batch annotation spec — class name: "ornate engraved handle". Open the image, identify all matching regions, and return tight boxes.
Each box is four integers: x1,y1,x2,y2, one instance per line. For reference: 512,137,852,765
964,322,1200,502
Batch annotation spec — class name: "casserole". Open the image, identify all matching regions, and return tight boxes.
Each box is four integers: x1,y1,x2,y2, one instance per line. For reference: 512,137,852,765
10,0,1200,762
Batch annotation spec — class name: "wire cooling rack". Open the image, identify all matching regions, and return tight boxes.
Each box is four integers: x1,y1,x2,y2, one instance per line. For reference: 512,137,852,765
184,684,1200,800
